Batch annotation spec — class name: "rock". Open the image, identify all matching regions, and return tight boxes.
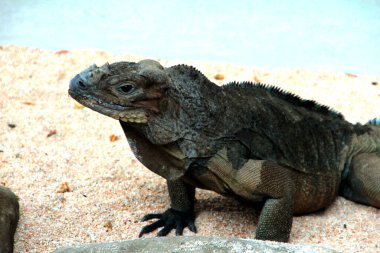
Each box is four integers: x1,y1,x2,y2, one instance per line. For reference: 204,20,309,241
52,236,340,253
0,186,20,253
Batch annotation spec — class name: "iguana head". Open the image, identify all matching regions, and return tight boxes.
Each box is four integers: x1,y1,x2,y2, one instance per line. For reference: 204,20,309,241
69,60,169,124
70,59,223,149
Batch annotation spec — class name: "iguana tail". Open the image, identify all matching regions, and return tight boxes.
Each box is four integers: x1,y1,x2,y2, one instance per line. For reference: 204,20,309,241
367,118,380,152
339,117,380,208
367,117,380,126
353,117,380,154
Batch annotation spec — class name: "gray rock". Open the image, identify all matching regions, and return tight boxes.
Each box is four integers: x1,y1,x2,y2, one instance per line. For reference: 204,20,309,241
0,186,19,253
52,236,340,253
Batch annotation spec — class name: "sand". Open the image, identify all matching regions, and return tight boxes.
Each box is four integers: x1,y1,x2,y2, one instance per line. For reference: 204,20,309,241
0,45,379,252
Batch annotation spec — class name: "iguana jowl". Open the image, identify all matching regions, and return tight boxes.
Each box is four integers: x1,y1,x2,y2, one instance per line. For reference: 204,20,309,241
69,60,380,242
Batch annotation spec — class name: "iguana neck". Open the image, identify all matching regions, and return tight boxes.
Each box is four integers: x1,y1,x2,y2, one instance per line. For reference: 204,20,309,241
131,65,234,157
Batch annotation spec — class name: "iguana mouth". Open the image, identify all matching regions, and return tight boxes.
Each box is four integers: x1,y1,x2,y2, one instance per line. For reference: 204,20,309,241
68,90,148,123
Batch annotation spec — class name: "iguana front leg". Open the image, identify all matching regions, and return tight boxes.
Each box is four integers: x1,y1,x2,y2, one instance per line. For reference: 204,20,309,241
139,178,197,237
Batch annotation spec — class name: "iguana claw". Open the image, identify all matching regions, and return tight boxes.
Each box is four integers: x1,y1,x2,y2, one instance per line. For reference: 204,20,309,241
139,208,197,237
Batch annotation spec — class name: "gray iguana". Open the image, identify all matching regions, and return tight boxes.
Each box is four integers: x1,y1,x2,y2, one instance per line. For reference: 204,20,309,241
0,186,19,253
68,60,380,242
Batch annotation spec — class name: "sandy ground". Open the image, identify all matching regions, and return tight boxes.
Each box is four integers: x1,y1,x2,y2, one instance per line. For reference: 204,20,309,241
0,45,379,253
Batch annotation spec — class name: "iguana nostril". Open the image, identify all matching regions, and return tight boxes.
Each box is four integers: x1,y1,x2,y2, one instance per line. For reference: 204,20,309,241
69,74,90,91
78,80,86,89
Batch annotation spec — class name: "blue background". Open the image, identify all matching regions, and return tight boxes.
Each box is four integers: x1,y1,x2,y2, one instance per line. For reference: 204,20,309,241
1,0,379,75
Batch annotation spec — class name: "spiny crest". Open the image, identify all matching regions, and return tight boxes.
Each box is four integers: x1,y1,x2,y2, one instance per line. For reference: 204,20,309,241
224,81,344,120
171,64,209,82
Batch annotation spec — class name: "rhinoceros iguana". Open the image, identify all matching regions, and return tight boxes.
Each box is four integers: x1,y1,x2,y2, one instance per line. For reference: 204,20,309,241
68,60,380,242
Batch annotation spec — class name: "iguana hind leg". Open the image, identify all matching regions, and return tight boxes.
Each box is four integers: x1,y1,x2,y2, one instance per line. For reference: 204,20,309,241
248,161,295,242
255,194,294,242
340,153,380,208
206,153,297,242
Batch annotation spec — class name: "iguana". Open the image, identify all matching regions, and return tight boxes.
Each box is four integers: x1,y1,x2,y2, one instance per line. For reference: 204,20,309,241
68,60,380,242
0,186,19,253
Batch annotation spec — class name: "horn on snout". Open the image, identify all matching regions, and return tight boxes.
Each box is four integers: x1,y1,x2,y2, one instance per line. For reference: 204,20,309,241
78,63,110,85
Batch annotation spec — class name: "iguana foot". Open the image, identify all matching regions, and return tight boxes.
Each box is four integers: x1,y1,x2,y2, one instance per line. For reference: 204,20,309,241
139,208,197,237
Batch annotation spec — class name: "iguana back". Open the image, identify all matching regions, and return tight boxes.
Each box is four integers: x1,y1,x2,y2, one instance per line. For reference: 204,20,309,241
218,81,370,175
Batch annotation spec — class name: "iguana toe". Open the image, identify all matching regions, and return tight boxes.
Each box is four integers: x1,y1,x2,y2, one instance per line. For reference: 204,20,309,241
139,208,197,237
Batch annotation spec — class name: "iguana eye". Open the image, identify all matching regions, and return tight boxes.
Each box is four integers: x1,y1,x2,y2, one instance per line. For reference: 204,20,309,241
118,83,135,94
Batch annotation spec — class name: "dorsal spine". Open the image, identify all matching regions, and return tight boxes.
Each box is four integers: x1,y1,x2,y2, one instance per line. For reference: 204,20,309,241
224,82,344,120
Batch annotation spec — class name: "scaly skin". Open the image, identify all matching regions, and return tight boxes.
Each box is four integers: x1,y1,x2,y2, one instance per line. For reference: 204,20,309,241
69,59,380,242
